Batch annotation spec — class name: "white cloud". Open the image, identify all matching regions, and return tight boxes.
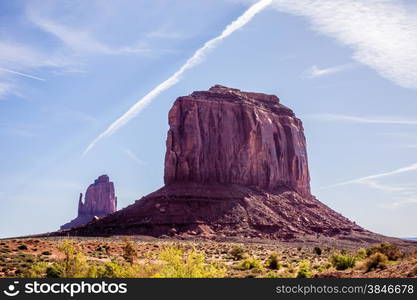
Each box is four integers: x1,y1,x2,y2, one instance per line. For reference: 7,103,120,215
83,0,273,155
0,82,14,99
322,162,417,209
306,64,353,78
309,114,417,125
266,0,417,89
0,41,72,98
28,13,149,56
380,198,417,209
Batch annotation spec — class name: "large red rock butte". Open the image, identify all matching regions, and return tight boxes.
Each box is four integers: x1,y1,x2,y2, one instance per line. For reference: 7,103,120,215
58,86,388,244
60,175,117,230
165,85,310,196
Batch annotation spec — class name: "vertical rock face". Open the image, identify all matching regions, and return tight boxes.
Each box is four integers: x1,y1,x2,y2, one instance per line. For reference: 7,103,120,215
164,85,311,196
60,175,117,230
78,175,117,216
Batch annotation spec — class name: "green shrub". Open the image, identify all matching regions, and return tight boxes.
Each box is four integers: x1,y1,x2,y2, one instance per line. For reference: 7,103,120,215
330,254,357,270
363,252,388,272
313,247,322,256
122,238,137,264
356,248,367,260
153,247,225,278
369,243,403,261
265,253,281,270
41,251,51,256
229,246,249,260
46,265,63,278
239,258,263,271
296,260,312,278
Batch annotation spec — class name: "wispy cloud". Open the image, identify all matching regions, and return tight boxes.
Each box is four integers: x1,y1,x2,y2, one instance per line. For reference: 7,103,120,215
83,0,273,155
123,149,147,166
308,114,417,125
0,66,45,81
322,162,417,209
306,64,353,78
324,162,417,188
380,198,417,209
267,0,417,89
28,13,149,56
0,82,14,99
0,40,71,98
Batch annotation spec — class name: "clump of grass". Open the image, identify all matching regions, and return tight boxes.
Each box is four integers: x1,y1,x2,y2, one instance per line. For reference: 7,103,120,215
330,254,357,270
239,257,263,271
229,246,249,260
265,252,281,270
363,252,388,272
296,260,312,278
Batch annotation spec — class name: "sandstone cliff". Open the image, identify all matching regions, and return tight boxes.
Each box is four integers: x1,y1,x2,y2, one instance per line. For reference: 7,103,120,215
60,175,117,230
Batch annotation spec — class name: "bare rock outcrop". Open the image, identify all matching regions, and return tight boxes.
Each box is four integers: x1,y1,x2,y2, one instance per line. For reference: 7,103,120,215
60,175,117,230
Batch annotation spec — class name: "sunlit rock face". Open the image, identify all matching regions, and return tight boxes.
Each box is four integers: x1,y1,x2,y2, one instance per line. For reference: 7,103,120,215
164,85,311,197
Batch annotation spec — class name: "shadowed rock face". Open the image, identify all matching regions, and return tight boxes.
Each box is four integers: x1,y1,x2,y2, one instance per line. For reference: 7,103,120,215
164,85,310,196
60,175,117,230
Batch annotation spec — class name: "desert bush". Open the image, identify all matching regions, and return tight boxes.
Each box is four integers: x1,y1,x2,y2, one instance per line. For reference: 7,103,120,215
363,253,388,272
229,246,249,260
17,245,28,250
122,238,137,264
265,252,281,270
239,257,263,271
356,248,367,260
368,243,403,261
313,247,322,256
41,251,51,256
59,240,90,277
330,254,357,270
153,247,225,278
296,260,311,278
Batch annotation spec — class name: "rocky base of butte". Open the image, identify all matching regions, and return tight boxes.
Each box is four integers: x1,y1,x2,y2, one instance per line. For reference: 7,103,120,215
55,86,394,244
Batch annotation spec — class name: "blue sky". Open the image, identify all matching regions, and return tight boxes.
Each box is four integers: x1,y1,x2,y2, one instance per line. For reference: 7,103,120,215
1,0,417,238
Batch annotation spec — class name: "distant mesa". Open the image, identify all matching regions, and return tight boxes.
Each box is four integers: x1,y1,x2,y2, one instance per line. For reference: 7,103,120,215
56,86,396,245
60,175,117,230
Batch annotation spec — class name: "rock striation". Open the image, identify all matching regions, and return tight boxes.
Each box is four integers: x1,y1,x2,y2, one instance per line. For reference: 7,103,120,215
60,175,117,230
58,86,381,244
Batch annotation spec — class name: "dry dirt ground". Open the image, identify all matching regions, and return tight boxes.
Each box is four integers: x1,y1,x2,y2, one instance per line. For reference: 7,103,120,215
0,236,416,278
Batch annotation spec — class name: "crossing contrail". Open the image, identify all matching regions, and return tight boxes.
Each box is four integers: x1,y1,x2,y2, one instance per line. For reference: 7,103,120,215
83,0,272,156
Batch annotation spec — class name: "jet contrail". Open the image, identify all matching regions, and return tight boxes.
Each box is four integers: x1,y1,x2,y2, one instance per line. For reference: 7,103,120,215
322,162,417,189
0,67,45,81
83,0,272,156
